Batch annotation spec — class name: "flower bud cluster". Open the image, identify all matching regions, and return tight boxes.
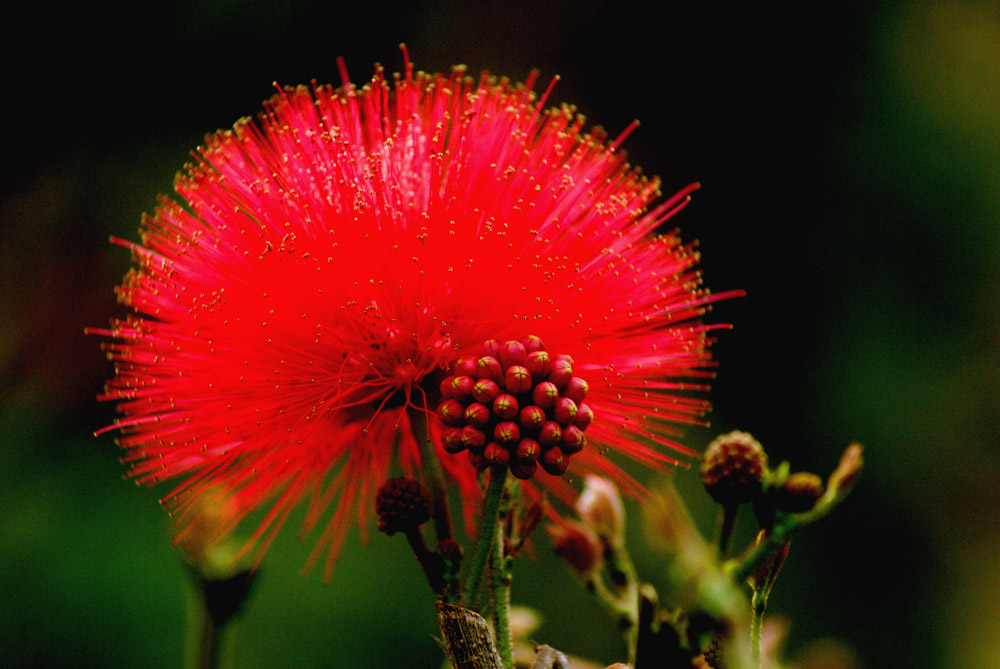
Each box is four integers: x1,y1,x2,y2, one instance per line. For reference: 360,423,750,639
700,430,767,506
375,477,432,536
438,336,593,479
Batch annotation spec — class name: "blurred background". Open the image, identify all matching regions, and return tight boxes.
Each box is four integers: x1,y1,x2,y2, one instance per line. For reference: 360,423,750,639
2,1,998,667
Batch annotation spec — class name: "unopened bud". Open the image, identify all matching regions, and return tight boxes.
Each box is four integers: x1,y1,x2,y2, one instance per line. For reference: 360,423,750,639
545,520,603,575
576,476,626,550
828,442,864,498
774,472,824,513
700,430,768,506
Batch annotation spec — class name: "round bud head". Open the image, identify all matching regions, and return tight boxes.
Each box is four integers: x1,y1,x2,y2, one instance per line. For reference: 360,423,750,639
774,472,825,513
521,335,545,353
476,356,504,383
494,421,521,446
438,399,466,426
540,447,569,476
445,338,595,481
505,365,532,394
461,425,487,452
464,402,491,428
554,397,578,426
532,381,559,408
548,359,574,389
442,427,466,453
515,438,540,461
538,421,563,447
493,393,519,420
560,424,585,454
472,378,501,404
565,377,589,404
482,339,502,358
700,431,768,505
499,340,527,368
519,405,546,431
484,442,510,467
450,375,476,402
375,477,431,536
454,355,479,378
510,458,538,480
525,350,553,379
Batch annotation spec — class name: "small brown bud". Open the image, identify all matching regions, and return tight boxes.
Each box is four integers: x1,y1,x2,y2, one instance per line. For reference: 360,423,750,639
828,442,864,498
545,520,602,575
375,478,431,536
701,430,768,505
576,476,626,550
774,471,825,512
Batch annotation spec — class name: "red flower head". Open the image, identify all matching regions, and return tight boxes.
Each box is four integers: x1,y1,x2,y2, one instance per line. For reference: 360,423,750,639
92,51,739,578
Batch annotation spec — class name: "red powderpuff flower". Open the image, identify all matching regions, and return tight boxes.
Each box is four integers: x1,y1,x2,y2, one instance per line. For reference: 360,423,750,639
91,52,739,578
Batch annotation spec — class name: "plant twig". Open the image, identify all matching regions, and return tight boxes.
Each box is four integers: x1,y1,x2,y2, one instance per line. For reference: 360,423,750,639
464,466,508,607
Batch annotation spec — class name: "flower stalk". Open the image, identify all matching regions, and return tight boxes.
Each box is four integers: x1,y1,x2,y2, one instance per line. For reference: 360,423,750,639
488,487,514,668
464,465,508,607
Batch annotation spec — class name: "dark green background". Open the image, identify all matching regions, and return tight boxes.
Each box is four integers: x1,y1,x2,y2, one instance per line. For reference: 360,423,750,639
3,1,998,667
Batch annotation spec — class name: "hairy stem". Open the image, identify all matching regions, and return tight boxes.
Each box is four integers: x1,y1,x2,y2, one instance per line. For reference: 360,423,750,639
489,492,513,668
464,466,508,608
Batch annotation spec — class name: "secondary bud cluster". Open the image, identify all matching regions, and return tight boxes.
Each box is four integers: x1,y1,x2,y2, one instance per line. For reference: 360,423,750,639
438,336,593,479
375,477,432,536
700,430,767,506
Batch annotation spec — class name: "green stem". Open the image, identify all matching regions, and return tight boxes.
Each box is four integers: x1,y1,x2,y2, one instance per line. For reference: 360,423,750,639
489,502,513,668
714,503,739,556
191,598,223,669
463,466,508,608
750,587,765,668
409,407,454,544
731,523,790,583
